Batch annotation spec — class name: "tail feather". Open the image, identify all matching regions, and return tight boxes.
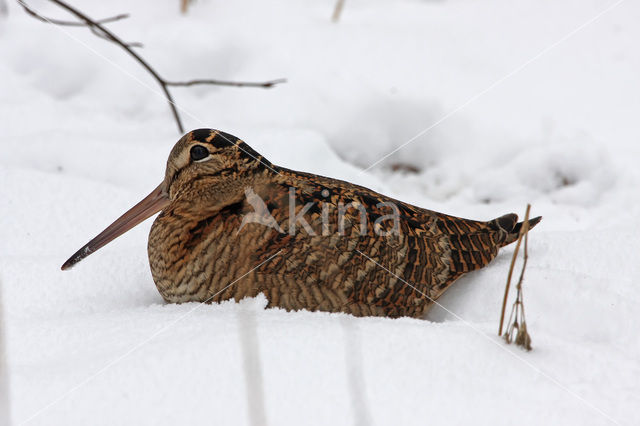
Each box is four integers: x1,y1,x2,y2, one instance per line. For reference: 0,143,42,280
491,213,542,247
433,211,542,279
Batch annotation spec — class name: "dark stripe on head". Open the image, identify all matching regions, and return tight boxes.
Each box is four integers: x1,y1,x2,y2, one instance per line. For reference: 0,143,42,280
210,131,237,149
190,128,214,143
188,128,274,171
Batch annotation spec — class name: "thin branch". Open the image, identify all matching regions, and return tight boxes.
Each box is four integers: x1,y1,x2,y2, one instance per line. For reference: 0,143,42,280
18,0,128,26
18,0,286,133
18,1,142,48
88,25,143,48
20,0,184,128
167,78,287,88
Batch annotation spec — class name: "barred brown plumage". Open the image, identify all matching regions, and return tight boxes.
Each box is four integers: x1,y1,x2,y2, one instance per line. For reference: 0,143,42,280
62,129,541,318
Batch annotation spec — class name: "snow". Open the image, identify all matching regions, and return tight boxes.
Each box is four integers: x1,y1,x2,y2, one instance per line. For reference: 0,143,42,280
1,0,639,424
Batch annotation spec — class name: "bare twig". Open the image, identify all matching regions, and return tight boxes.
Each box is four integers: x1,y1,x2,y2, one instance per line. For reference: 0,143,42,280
498,204,533,351
17,0,142,47
18,0,286,133
88,26,143,48
18,1,128,27
167,78,287,88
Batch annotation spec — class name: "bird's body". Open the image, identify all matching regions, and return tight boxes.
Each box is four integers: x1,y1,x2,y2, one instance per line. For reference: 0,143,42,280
63,129,540,319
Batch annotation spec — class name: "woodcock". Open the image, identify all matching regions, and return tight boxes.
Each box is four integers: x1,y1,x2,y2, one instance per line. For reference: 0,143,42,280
62,129,540,318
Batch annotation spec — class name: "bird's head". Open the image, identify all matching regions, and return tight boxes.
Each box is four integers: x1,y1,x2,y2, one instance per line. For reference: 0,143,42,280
163,128,272,200
61,129,272,270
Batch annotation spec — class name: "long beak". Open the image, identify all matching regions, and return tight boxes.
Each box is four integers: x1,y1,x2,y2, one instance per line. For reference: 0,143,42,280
61,183,170,270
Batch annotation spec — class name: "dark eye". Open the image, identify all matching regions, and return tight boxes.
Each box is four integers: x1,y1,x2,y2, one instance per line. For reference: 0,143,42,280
190,145,209,161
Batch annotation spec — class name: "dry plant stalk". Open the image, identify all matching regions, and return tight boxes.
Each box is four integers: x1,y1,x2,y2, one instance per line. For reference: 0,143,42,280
180,0,191,14
498,204,533,351
332,0,346,22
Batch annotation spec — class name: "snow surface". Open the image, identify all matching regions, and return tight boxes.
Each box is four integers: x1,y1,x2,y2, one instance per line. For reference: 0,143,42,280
1,0,640,424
